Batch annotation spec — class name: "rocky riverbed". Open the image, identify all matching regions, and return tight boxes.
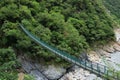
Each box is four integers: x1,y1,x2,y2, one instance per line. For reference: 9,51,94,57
19,29,120,80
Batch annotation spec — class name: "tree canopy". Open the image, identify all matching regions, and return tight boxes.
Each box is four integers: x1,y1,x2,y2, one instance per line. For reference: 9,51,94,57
0,0,115,79
104,0,120,24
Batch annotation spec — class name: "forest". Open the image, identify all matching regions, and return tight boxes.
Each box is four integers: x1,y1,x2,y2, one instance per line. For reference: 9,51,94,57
104,0,120,24
0,0,117,79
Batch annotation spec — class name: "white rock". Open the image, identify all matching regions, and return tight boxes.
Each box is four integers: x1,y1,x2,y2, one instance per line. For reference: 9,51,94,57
113,43,120,51
103,45,115,53
88,51,100,62
43,65,66,80
114,29,120,41
84,71,90,77
96,77,103,80
97,49,110,57
86,74,97,80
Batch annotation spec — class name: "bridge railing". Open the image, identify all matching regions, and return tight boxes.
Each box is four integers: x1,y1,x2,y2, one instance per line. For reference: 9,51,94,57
19,24,120,80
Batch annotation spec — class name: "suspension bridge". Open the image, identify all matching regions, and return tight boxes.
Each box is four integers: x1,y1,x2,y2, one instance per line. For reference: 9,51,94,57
19,24,120,80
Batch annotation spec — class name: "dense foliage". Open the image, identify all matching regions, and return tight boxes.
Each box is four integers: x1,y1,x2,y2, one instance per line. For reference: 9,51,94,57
0,47,18,80
104,0,120,23
0,0,115,79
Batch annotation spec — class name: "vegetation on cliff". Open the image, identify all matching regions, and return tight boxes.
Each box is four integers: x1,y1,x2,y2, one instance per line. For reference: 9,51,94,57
0,0,115,79
104,0,120,24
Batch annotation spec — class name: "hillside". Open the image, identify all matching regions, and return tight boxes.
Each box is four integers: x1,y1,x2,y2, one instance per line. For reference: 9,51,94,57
0,0,115,79
104,0,120,24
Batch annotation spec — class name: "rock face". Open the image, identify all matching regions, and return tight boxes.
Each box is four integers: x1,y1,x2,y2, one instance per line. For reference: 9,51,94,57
30,70,48,80
18,56,66,80
18,56,48,80
86,74,102,80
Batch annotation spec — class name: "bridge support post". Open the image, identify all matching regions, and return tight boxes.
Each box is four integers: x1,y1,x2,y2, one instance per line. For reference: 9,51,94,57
104,66,106,74
97,63,101,77
117,72,119,80
91,61,93,72
85,60,87,69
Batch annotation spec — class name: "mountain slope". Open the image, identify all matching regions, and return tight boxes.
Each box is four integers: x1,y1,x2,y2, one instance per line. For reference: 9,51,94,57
0,0,115,79
104,0,120,24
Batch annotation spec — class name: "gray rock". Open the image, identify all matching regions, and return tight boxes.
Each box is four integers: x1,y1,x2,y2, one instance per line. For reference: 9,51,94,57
102,45,115,53
97,49,110,57
68,65,80,71
18,56,48,80
113,43,120,51
97,77,103,80
86,74,97,80
19,57,36,73
34,63,45,72
43,65,66,80
30,70,48,80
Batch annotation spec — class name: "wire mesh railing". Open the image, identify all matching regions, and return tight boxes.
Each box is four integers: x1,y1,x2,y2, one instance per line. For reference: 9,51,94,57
19,24,120,80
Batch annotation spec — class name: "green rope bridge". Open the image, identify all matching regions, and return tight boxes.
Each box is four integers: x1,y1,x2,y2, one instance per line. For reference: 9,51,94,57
19,24,120,80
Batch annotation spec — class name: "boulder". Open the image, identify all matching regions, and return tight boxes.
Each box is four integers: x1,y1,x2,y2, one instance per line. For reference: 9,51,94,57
88,51,100,62
114,29,120,41
102,45,115,53
117,41,120,46
84,71,90,77
59,72,74,80
113,43,120,51
43,65,66,80
97,49,110,57
86,74,97,80
18,56,66,80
